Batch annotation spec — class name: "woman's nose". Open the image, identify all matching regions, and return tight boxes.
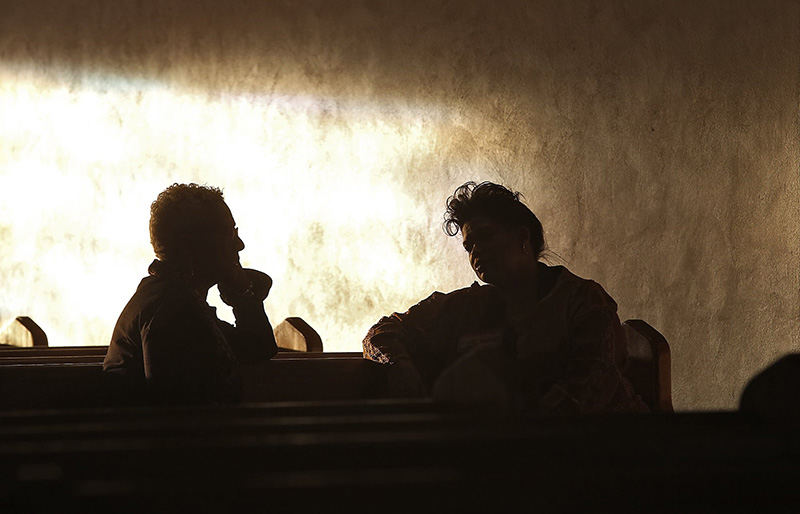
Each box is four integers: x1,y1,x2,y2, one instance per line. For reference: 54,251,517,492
236,234,245,251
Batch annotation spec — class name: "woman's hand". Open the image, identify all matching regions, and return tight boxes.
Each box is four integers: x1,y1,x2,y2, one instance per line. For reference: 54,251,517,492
218,265,272,306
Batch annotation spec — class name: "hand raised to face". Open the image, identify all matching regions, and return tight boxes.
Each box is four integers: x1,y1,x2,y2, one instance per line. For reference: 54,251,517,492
218,266,273,306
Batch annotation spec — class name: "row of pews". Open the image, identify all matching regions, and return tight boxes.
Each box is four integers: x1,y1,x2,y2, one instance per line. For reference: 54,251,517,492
2,345,800,512
0,346,390,409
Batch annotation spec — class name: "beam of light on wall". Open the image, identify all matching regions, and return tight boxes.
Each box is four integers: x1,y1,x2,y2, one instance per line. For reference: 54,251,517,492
0,65,481,350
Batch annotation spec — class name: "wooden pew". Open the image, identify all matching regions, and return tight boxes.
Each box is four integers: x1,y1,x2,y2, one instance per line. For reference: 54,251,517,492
0,353,390,409
0,397,440,426
0,345,670,412
0,345,107,359
1,408,799,512
0,345,299,362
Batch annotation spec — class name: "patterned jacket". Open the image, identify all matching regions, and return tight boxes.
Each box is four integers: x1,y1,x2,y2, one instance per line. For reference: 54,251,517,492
363,263,646,414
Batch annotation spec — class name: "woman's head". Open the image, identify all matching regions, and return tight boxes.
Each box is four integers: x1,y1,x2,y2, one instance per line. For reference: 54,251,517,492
149,183,244,281
444,181,544,286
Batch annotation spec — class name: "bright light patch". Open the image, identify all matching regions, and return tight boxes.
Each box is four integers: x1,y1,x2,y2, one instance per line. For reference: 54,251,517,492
0,65,478,350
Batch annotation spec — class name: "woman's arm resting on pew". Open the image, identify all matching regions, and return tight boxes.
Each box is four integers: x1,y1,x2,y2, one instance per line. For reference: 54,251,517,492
363,291,454,397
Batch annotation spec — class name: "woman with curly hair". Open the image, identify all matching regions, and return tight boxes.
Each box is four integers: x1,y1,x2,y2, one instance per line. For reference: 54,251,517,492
104,183,277,405
363,181,645,415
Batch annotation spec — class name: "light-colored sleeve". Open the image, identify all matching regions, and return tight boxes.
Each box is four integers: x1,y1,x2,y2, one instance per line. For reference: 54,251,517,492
362,291,453,395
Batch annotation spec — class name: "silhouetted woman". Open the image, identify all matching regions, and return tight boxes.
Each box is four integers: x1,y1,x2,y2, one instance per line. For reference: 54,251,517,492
363,181,646,415
104,183,277,404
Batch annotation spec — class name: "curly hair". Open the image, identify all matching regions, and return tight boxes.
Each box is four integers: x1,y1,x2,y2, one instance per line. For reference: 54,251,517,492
149,183,228,262
443,181,545,259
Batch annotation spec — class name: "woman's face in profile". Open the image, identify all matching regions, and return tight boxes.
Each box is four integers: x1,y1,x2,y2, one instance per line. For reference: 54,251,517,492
461,216,526,287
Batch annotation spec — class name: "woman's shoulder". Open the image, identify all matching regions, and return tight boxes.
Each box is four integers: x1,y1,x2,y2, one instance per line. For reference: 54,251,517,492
540,263,618,311
406,282,499,319
445,281,501,305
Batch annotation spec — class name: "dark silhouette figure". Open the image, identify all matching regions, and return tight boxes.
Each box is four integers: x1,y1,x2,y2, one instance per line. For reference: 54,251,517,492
740,354,800,419
363,181,646,415
104,183,278,404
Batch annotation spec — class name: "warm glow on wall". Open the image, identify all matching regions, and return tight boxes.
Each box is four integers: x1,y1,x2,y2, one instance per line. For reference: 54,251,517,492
0,65,481,350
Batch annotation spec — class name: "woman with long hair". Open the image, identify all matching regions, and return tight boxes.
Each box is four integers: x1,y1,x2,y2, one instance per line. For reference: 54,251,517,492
363,181,645,415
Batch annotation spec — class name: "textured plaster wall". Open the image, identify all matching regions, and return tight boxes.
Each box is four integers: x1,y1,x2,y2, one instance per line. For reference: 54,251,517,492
0,0,797,410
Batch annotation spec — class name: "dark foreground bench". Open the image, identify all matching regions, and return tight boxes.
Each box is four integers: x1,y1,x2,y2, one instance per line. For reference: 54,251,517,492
1,407,799,512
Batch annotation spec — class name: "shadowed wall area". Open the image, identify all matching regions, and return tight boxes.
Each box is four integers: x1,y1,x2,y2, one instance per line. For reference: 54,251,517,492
0,0,797,410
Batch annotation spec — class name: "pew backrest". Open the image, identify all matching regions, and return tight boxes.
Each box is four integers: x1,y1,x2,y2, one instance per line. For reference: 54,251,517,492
622,319,673,413
0,353,389,409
